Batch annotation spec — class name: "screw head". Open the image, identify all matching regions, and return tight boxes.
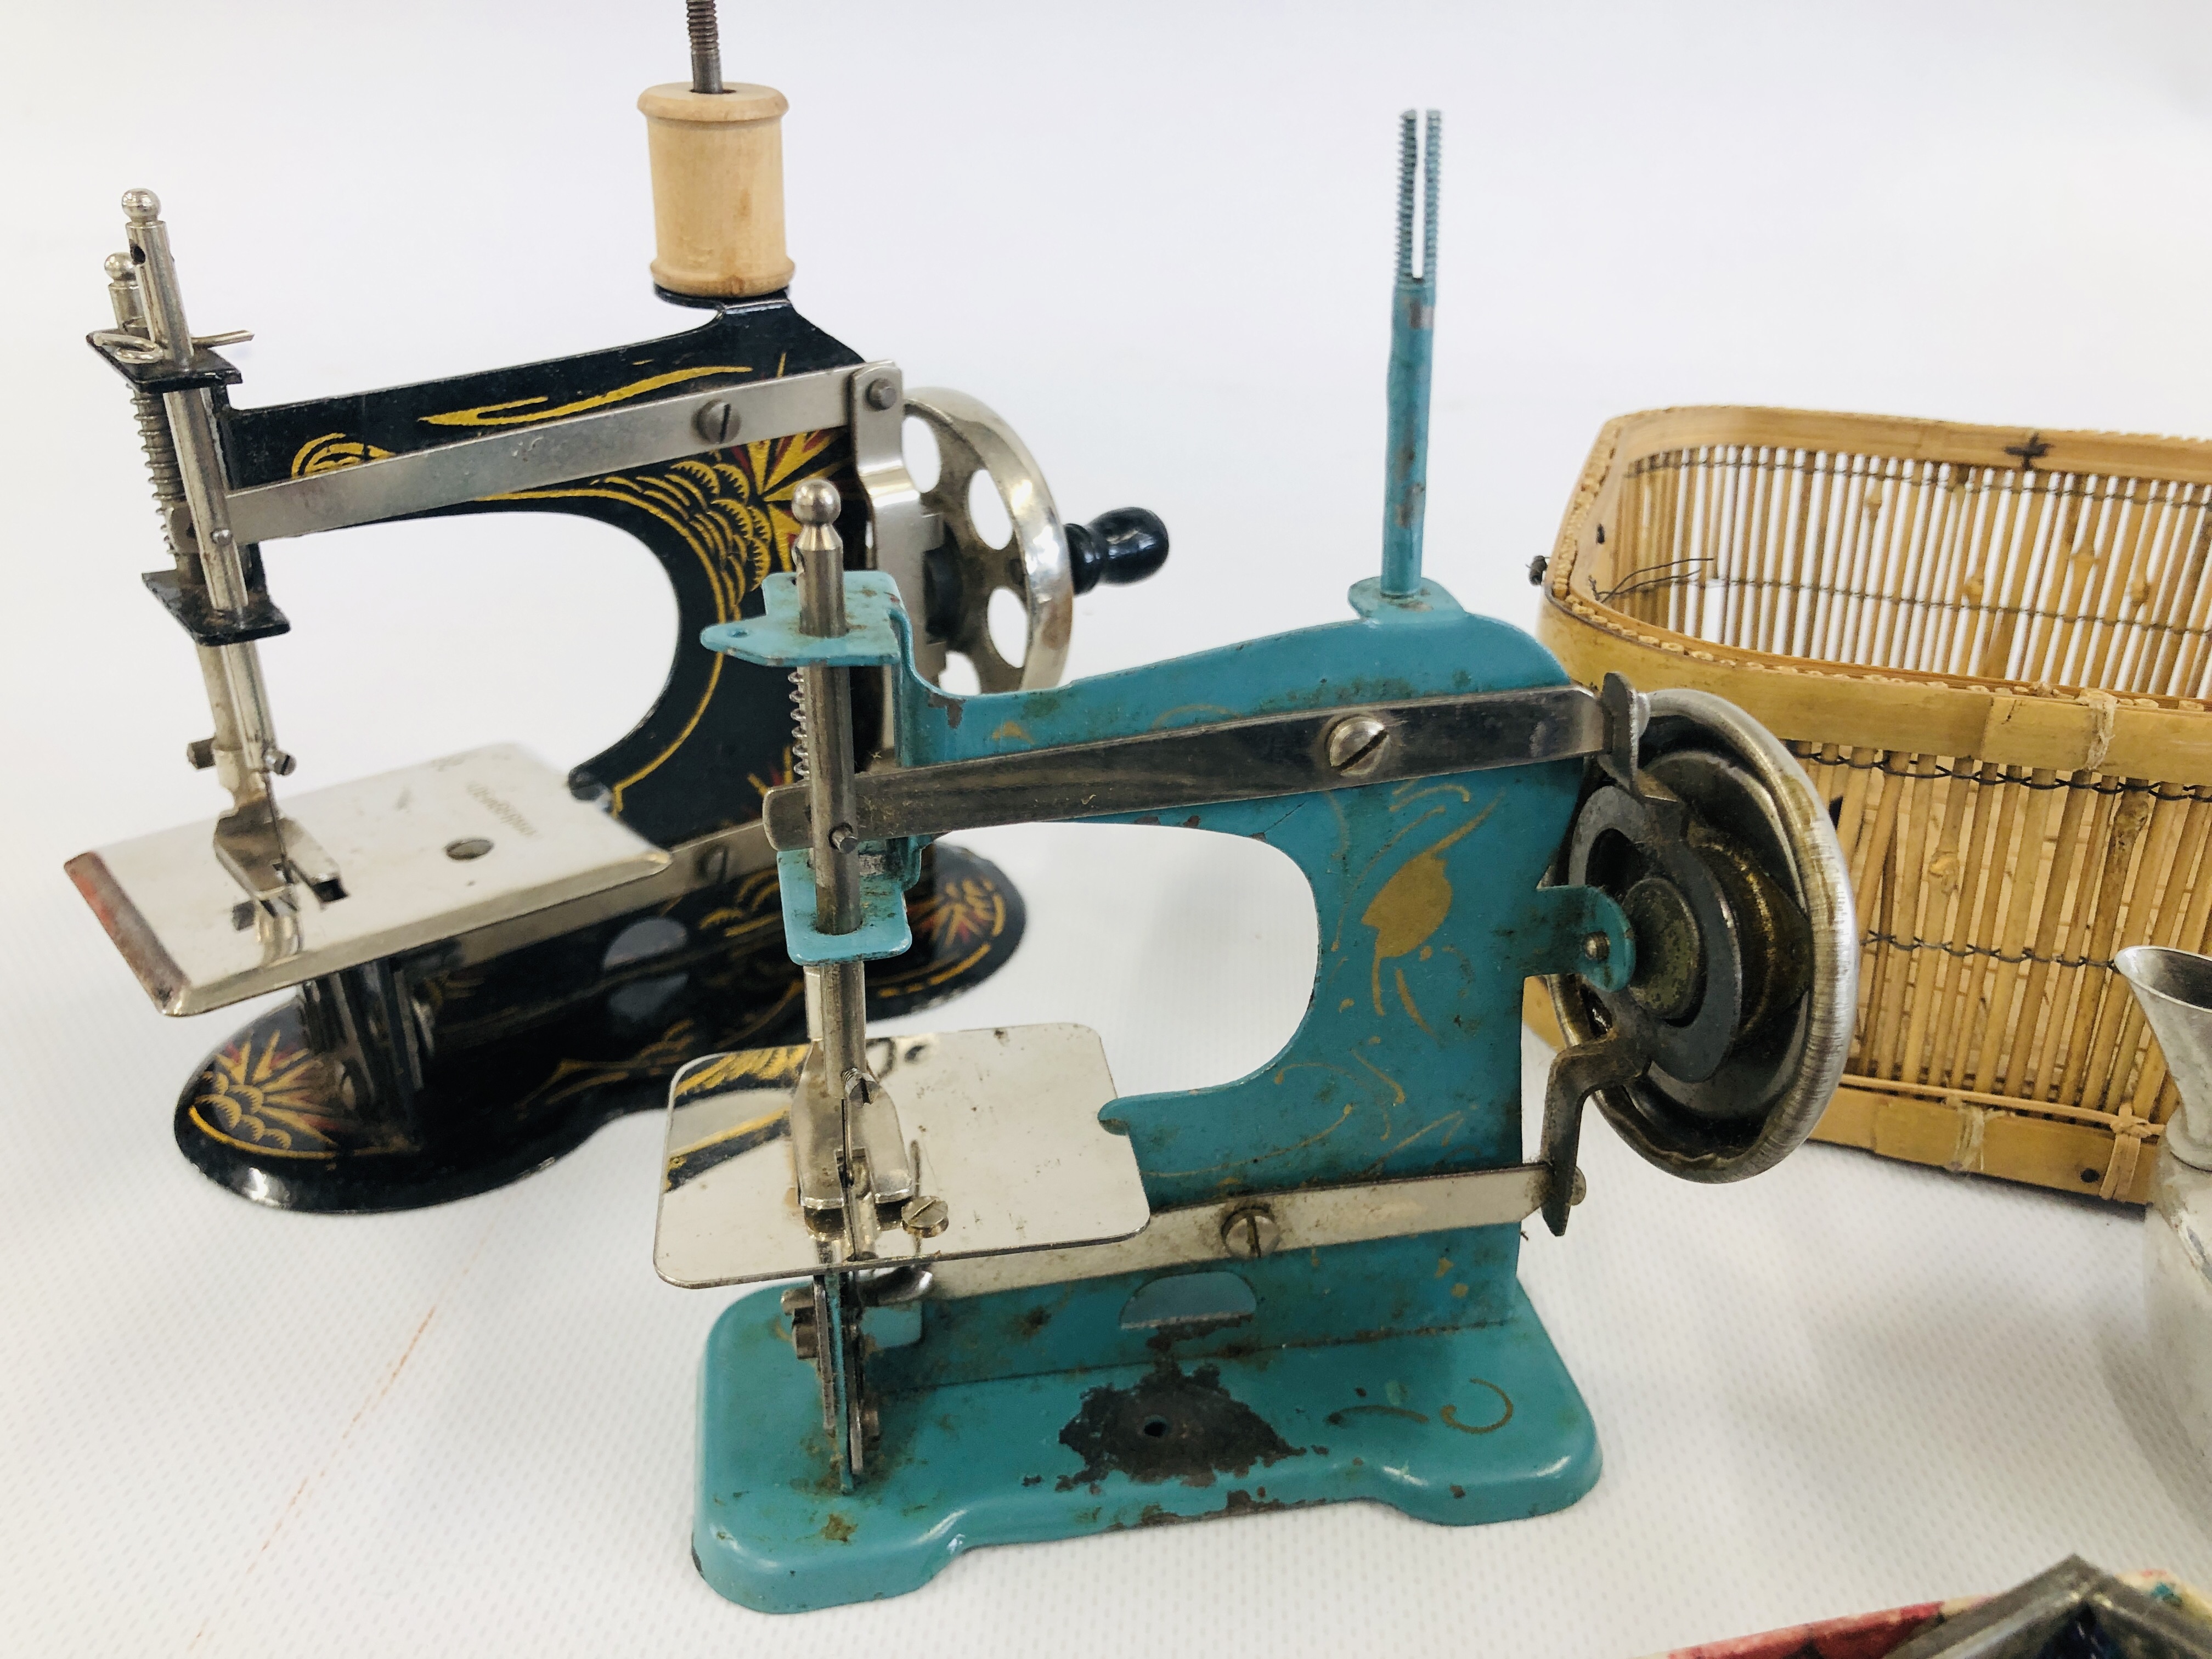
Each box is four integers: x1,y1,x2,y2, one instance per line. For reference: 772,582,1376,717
792,477,841,526
1581,930,1611,963
901,1196,949,1238
120,189,161,223
1325,714,1390,776
444,837,493,861
693,398,738,445
865,375,898,411
1527,554,1549,586
1219,1205,1279,1259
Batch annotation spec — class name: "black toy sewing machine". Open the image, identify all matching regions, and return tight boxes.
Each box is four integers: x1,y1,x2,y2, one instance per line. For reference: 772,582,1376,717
63,4,1168,1211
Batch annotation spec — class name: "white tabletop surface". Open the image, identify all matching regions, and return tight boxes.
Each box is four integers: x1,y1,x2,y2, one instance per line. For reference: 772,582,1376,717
7,2,2212,1654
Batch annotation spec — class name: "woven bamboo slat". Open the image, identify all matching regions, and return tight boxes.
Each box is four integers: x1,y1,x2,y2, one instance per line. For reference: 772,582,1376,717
1521,406,2212,1205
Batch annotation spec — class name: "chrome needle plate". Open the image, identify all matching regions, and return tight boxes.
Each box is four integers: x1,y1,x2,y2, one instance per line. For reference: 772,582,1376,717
654,1023,1152,1287
67,743,669,1014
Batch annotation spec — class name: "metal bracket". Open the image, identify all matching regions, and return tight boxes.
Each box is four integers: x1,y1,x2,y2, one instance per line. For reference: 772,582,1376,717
846,363,944,682
771,848,912,965
1535,1032,1647,1238
764,683,1611,848
927,1160,1574,1299
701,571,905,669
224,366,856,545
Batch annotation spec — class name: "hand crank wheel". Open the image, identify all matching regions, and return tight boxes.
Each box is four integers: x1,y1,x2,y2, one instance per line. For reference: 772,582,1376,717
1550,689,1856,1182
904,388,1075,692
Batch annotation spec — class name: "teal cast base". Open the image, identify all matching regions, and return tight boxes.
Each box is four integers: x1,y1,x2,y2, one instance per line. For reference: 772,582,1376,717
692,1280,1600,1613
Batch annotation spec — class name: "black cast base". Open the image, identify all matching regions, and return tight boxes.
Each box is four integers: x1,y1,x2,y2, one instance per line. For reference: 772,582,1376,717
172,844,1025,1213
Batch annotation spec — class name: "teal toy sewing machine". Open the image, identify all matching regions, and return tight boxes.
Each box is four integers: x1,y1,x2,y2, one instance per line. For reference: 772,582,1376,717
653,112,1857,1612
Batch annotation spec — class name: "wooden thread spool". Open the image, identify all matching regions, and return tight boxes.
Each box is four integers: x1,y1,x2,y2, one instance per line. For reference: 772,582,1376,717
638,82,794,299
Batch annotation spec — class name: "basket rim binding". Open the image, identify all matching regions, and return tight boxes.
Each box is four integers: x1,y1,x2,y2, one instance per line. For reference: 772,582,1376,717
1540,405,2212,789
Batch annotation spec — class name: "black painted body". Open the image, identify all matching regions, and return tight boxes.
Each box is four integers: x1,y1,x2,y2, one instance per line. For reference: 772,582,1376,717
165,296,1025,1211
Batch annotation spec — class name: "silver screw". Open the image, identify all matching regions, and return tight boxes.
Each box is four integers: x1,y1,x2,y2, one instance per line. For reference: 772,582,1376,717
695,399,738,445
1325,714,1390,776
1220,1205,1279,1259
901,1196,949,1238
1582,932,1610,962
865,376,898,411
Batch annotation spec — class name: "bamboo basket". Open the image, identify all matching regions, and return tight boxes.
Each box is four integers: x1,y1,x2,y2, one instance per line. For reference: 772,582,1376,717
1525,407,2212,1206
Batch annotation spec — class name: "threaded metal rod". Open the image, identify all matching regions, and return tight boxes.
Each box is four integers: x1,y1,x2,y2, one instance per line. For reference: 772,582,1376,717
687,0,724,93
1381,109,1441,597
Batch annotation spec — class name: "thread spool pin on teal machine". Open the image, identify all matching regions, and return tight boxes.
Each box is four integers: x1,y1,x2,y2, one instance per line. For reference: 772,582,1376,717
654,112,1858,1611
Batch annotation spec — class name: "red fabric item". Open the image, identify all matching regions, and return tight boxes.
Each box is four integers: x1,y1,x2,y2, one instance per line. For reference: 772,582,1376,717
1660,1601,1946,1659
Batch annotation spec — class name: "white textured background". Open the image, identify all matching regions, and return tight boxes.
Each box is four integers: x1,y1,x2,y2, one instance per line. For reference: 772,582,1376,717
5,2,2212,1652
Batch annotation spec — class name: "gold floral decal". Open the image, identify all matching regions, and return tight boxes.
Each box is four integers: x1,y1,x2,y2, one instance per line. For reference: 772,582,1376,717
674,1043,809,1103
187,1030,341,1158
877,874,1009,995
284,410,842,812
289,433,394,476
488,428,843,809
698,866,784,949
913,876,1006,953
747,742,798,802
510,1020,706,1116
417,365,753,428
664,1047,808,1190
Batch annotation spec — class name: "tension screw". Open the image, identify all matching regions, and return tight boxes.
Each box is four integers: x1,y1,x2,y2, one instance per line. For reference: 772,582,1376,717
694,399,739,445
1220,1205,1279,1259
865,375,898,411
1325,714,1390,776
901,1196,950,1238
1582,931,1611,963
1527,554,1548,586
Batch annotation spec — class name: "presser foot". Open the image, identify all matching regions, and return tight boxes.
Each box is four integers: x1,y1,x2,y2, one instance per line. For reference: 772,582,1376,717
690,1274,1598,1613
172,843,1025,1211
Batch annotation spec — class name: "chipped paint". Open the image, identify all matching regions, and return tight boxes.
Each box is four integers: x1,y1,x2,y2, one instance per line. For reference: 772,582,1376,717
1057,1361,1304,1492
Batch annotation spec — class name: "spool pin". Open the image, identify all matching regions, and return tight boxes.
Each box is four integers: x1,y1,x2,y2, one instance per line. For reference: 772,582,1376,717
639,81,794,299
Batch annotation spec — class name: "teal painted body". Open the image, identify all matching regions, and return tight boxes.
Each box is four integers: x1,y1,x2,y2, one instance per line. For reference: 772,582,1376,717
696,1269,1596,1611
692,572,1624,1610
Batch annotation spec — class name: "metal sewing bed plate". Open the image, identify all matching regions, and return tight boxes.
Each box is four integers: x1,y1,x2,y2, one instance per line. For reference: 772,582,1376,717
654,1024,1152,1288
65,743,669,1015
